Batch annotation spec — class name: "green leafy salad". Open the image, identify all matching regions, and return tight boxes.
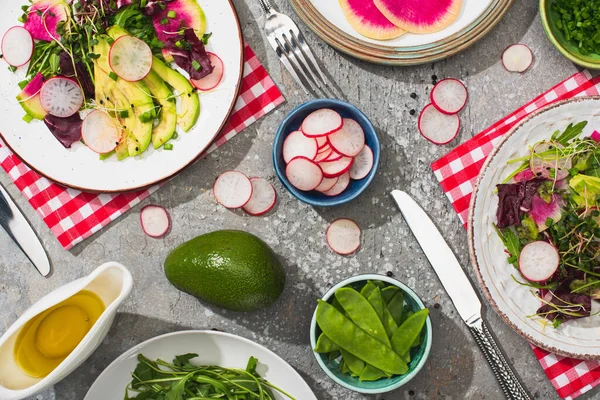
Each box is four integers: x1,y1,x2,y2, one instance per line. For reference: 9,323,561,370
495,121,600,327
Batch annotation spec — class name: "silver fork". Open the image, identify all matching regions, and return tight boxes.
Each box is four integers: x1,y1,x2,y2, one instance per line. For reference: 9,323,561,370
258,0,327,94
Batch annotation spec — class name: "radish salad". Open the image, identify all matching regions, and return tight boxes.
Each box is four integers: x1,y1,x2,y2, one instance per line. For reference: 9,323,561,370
3,0,224,160
494,121,600,328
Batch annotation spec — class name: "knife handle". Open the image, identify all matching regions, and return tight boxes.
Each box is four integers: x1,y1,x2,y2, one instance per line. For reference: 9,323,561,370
469,318,531,400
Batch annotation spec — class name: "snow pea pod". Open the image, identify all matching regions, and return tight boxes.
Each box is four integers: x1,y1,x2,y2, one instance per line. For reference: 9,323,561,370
381,286,400,303
387,291,405,325
316,300,408,375
340,349,365,377
314,333,340,353
391,308,429,357
359,364,387,382
335,288,390,346
381,302,399,338
367,287,384,320
360,280,378,299
328,350,341,361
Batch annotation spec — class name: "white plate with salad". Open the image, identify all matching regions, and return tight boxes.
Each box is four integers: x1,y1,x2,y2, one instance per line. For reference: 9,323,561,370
469,96,600,359
0,0,243,192
84,330,317,400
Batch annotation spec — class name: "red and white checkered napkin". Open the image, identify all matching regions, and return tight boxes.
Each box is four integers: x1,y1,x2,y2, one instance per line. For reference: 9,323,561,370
431,70,600,400
0,44,284,250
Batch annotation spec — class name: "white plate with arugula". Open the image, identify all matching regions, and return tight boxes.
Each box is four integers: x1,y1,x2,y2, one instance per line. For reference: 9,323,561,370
0,0,243,192
469,96,600,359
84,330,317,400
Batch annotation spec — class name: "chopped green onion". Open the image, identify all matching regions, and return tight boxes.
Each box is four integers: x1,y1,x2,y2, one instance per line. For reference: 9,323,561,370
164,143,173,150
21,5,29,12
175,40,183,48
158,2,166,9
201,32,212,45
167,10,176,18
172,132,178,140
18,79,29,90
120,110,129,118
99,150,115,161
139,109,155,123
191,60,201,71
160,18,168,25
22,114,34,123
18,14,27,23
8,66,17,73
109,71,118,81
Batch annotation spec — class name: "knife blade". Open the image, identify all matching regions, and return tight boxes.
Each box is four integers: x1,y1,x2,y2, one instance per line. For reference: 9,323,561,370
0,183,51,276
391,190,530,400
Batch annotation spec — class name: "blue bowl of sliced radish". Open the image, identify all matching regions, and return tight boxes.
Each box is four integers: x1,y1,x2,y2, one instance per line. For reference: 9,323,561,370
273,99,380,207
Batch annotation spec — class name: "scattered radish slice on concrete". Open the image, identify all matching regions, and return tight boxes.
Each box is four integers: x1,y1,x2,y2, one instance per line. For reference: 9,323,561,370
349,145,374,180
242,178,277,216
40,77,84,118
191,52,224,91
301,108,343,137
319,156,354,178
327,218,361,255
1,26,33,67
82,110,121,154
323,172,350,196
140,205,170,238
283,130,318,163
430,78,468,115
213,170,253,208
418,104,460,145
109,35,153,81
502,44,533,73
328,118,365,157
286,156,323,191
315,176,339,193
519,241,559,282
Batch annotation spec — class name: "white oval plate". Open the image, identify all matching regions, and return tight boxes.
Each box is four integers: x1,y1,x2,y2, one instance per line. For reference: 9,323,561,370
310,0,492,47
84,330,317,400
0,1,243,192
469,97,600,359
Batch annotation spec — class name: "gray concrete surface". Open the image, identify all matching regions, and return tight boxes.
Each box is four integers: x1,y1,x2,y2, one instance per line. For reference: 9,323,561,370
0,0,592,399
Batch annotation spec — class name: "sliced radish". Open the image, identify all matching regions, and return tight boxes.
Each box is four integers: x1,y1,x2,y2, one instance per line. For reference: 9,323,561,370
109,35,152,82
502,44,533,73
418,104,460,145
430,78,468,115
319,156,353,178
316,136,328,149
326,218,361,255
213,171,253,208
314,149,333,162
286,156,323,191
315,176,339,193
140,205,170,238
530,141,570,180
518,241,559,282
301,108,343,137
349,145,374,180
242,178,277,216
323,172,350,196
82,110,121,154
283,130,318,163
327,118,365,157
191,52,224,91
40,77,84,118
323,150,343,162
1,26,33,67
317,144,332,154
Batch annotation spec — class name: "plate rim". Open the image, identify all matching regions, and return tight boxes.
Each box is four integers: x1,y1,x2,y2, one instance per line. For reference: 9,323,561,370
0,0,244,193
467,96,600,359
84,329,316,399
289,0,515,66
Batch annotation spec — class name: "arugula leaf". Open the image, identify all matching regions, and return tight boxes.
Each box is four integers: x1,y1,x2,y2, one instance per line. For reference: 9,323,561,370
173,353,198,368
246,356,258,375
553,121,588,146
494,225,522,268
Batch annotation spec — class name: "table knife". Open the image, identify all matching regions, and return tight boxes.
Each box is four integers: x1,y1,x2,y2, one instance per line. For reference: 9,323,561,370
0,183,51,276
391,190,530,400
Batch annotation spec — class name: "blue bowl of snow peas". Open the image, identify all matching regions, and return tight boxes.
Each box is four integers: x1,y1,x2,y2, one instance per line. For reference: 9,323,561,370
310,274,432,394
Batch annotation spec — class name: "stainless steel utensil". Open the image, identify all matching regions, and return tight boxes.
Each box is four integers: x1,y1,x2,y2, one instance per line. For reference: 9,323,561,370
0,183,51,276
391,190,530,400
258,0,327,94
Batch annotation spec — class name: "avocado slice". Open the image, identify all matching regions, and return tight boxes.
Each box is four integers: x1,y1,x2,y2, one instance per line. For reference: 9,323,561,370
143,70,177,149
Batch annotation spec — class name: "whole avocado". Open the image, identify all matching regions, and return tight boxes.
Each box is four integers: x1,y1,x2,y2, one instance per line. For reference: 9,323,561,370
164,230,286,312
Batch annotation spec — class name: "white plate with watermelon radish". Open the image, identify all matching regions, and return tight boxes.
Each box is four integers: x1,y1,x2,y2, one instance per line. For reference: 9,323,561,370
469,97,600,359
289,0,514,65
0,0,243,192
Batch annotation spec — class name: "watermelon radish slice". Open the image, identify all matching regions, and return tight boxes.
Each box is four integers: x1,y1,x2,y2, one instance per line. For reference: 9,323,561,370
349,145,374,180
40,77,84,118
214,171,253,208
283,130,318,163
502,44,533,73
191,53,224,91
314,149,333,163
328,118,365,157
326,218,361,255
140,205,170,238
319,156,354,178
323,172,350,196
431,78,468,115
109,36,153,82
316,136,328,149
374,0,462,34
301,109,343,137
418,104,460,145
82,110,122,154
315,176,339,193
339,0,405,40
1,27,33,67
286,156,323,191
24,0,69,42
17,73,46,120
242,178,277,216
518,241,559,282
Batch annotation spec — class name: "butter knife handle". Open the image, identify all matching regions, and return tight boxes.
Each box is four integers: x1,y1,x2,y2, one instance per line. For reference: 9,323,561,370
469,318,531,400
